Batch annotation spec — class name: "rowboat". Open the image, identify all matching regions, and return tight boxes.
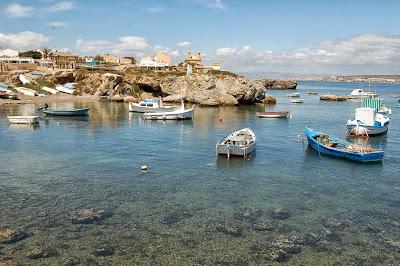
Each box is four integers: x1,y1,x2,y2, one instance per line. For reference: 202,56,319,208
305,127,384,162
347,107,389,136
142,103,194,120
129,99,179,113
42,86,59,94
14,87,37,97
287,93,300,97
256,111,290,118
56,85,75,94
7,115,39,124
290,99,304,103
216,128,256,158
43,107,90,116
306,91,318,95
19,74,31,85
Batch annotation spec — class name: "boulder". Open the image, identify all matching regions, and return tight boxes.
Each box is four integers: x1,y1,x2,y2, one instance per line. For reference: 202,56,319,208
70,208,112,224
261,79,297,90
215,223,243,237
0,228,28,244
26,246,56,259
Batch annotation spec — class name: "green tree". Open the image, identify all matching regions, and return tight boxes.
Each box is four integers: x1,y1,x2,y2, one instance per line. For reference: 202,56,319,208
94,55,104,63
41,48,51,59
123,56,136,65
19,50,42,59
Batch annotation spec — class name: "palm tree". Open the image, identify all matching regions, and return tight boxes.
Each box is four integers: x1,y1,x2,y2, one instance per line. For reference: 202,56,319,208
42,48,51,59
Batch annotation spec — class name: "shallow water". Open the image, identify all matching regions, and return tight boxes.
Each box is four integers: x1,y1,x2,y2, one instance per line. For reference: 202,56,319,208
0,81,399,265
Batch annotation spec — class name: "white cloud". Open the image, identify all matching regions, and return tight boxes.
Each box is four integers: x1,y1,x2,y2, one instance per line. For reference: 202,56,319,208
177,41,191,48
47,21,69,28
170,50,180,57
198,0,225,9
212,34,400,74
48,1,76,12
216,47,236,56
154,45,180,57
76,36,149,55
5,3,34,18
0,31,49,50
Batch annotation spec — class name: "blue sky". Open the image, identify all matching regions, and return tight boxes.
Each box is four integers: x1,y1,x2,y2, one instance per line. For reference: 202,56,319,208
1,0,400,75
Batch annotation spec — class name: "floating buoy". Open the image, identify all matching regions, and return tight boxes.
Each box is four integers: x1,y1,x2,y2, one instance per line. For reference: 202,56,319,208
141,165,148,171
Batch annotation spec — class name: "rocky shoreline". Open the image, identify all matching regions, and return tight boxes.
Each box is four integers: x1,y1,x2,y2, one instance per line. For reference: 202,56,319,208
0,69,284,106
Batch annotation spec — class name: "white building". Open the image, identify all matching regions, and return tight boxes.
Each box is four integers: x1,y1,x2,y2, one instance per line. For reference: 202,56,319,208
0,49,19,58
139,56,166,69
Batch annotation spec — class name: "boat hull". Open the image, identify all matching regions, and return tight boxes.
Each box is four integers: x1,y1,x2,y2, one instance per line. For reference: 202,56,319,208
7,116,39,124
291,99,304,103
129,103,179,113
346,124,388,136
216,128,256,158
142,108,193,120
305,128,384,162
44,108,90,116
56,85,74,94
256,111,289,118
216,143,256,157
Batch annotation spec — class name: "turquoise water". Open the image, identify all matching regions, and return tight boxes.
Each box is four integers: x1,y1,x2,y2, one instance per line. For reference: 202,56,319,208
0,81,399,265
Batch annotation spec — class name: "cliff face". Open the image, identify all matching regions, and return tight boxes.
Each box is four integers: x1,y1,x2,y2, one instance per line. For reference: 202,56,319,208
261,79,297,90
75,70,276,106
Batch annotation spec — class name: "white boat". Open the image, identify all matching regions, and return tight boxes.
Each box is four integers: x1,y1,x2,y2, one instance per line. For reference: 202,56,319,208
142,103,194,120
7,115,39,124
56,85,75,94
19,74,31,85
64,83,77,89
216,128,256,158
14,87,37,97
347,107,389,136
256,111,290,118
290,99,304,103
42,86,59,94
345,89,378,99
129,99,179,113
287,93,301,97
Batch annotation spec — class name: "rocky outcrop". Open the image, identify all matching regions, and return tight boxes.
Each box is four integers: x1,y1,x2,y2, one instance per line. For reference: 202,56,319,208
0,228,28,244
320,95,347,101
70,208,113,224
261,79,297,90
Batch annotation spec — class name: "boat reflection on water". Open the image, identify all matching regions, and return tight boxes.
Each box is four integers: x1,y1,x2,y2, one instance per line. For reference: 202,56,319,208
216,151,256,169
9,123,40,130
44,116,89,123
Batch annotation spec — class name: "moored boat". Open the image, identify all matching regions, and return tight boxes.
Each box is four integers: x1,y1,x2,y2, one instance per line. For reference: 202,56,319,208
256,111,289,118
19,74,31,85
345,89,378,99
42,86,59,95
290,99,304,104
216,128,256,158
7,115,39,124
43,107,90,116
56,85,75,94
346,107,389,136
129,99,179,113
306,91,318,95
305,127,384,162
287,92,301,97
14,87,37,97
142,103,194,120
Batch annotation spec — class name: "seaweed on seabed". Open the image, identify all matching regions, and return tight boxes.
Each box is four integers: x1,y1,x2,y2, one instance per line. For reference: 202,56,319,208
159,207,193,225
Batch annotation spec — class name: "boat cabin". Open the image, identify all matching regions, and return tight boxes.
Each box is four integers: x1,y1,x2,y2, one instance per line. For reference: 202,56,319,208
139,99,161,108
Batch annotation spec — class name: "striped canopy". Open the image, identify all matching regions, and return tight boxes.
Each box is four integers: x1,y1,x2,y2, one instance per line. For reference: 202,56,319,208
363,98,382,110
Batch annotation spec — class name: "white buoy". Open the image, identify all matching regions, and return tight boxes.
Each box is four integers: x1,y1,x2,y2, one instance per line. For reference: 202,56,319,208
141,165,148,171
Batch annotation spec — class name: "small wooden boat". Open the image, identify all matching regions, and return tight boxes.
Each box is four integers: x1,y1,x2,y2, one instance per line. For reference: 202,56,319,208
56,85,74,94
142,103,194,120
19,74,31,85
290,99,304,104
7,115,39,124
216,128,256,158
14,87,37,97
43,107,90,116
305,127,384,162
287,92,300,97
306,91,318,95
256,111,289,118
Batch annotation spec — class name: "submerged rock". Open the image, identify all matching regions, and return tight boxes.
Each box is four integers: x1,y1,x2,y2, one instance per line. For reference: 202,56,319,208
159,208,193,225
251,220,277,231
93,245,115,257
251,236,301,262
215,223,243,237
269,208,291,220
26,246,56,259
70,208,113,224
234,207,262,222
321,217,348,230
0,228,28,244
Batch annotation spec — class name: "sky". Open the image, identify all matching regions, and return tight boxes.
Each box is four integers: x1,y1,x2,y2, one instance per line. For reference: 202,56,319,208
1,0,400,76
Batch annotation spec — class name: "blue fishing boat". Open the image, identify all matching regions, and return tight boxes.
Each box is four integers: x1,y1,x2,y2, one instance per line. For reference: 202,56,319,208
305,127,384,162
43,107,90,116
